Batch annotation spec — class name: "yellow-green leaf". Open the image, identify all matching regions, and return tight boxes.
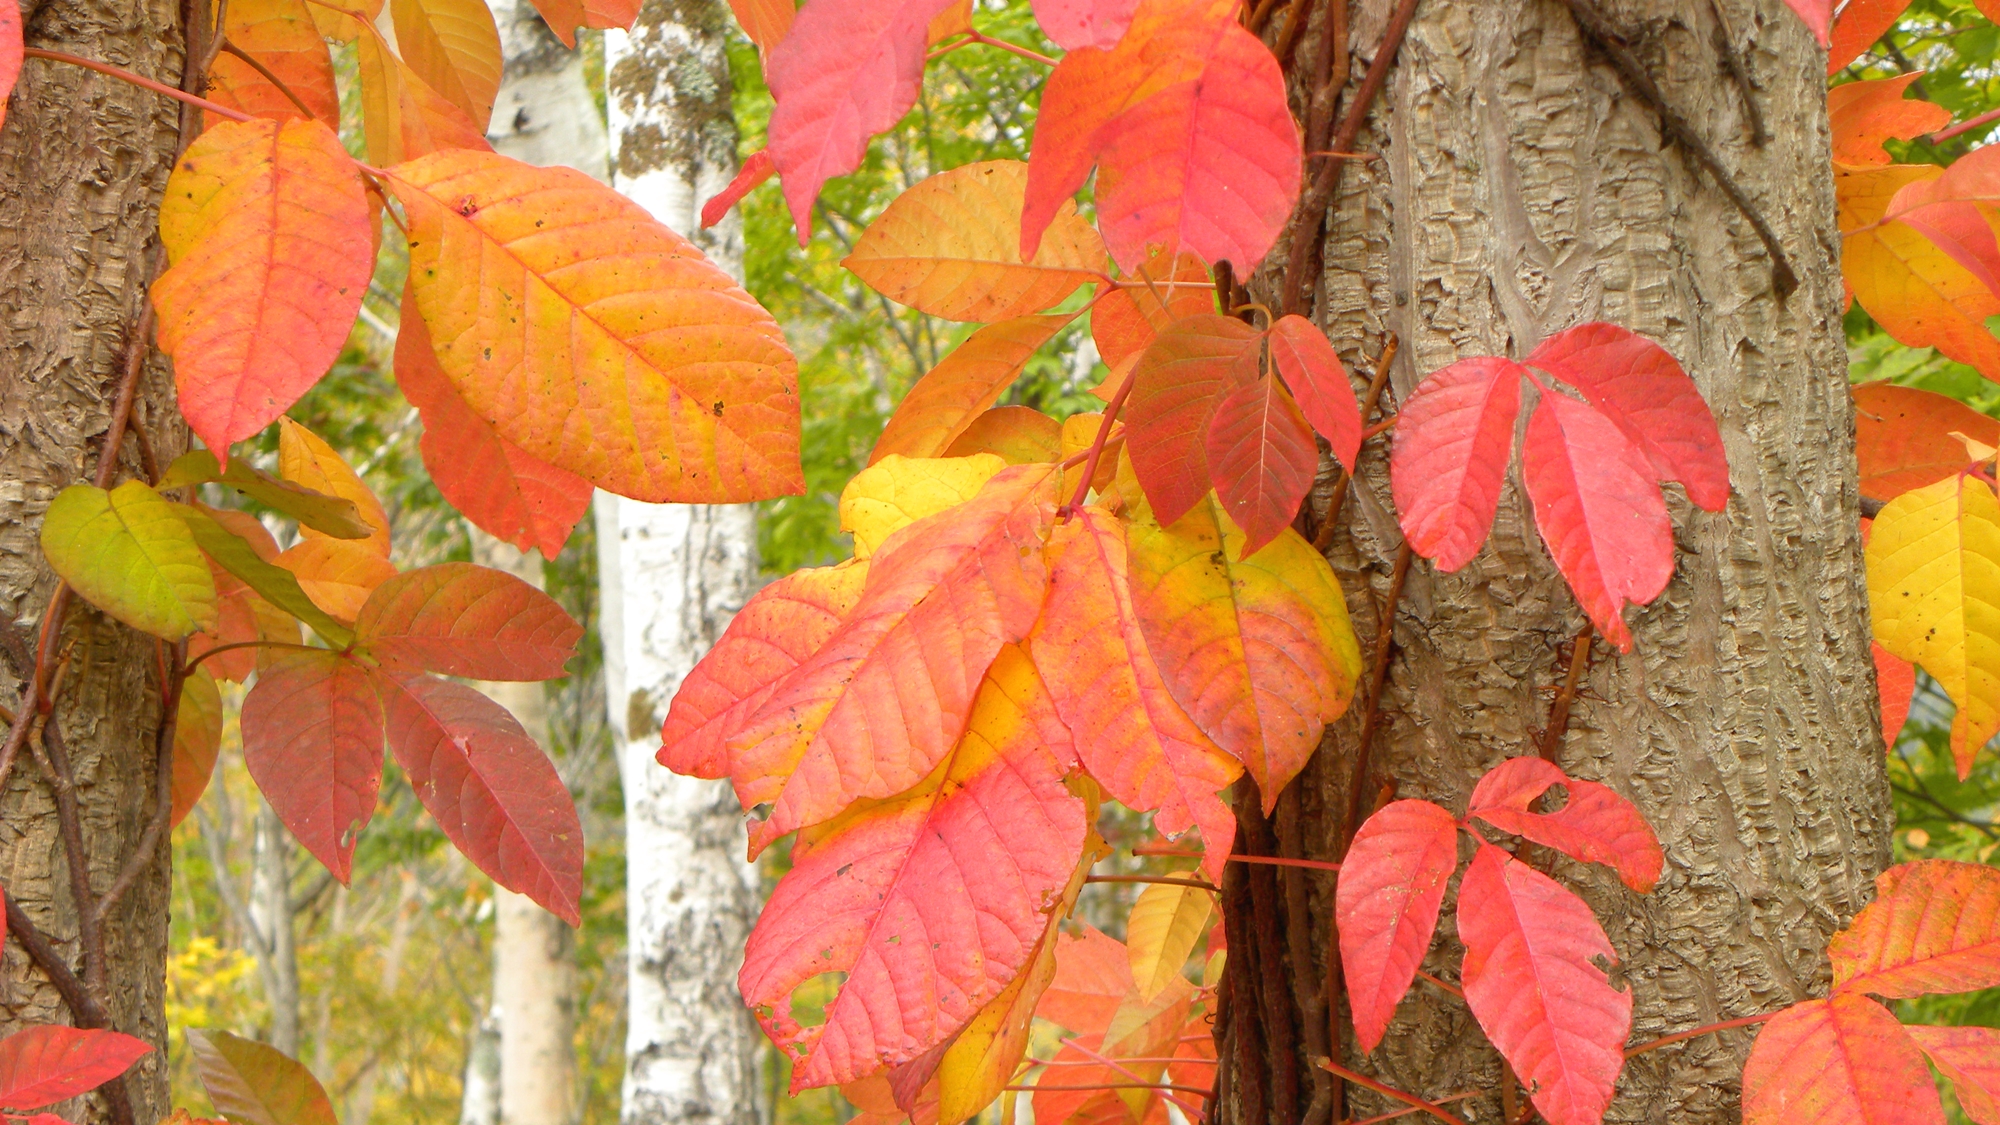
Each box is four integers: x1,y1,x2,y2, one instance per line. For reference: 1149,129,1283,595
1125,881,1214,1002
41,482,218,640
839,453,1006,559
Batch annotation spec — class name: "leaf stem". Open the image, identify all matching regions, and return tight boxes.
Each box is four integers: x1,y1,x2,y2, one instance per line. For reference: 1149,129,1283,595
217,39,319,121
1005,1082,1214,1095
965,30,1059,68
1085,874,1220,892
1623,1011,1775,1058
1316,1060,1473,1125
23,48,255,124
1059,1038,1211,1123
1359,414,1397,442
1413,968,1462,999
1063,364,1137,515
1535,623,1595,760
183,639,324,673
1340,542,1413,847
1928,102,2000,144
1349,1091,1483,1125
1131,844,1343,873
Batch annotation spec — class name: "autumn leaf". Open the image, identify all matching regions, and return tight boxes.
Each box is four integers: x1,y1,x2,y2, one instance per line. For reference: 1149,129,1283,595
240,650,386,882
277,418,390,554
726,0,792,51
205,0,340,126
389,0,503,131
740,645,1088,1091
1123,314,1261,528
839,452,1008,559
354,563,582,682
1336,799,1459,1053
727,466,1055,852
390,148,804,504
158,449,372,541
660,560,869,779
1829,0,1911,72
0,0,19,134
1881,146,2000,299
394,282,592,558
355,28,492,165
1465,757,1663,893
763,0,959,238
1778,0,1830,46
1853,381,1999,502
1741,995,1941,1125
701,149,776,228
1906,1025,2000,1125
945,407,1063,463
1846,186,2000,380
1031,0,1134,48
171,667,223,829
1126,497,1360,808
1829,74,1951,167
276,538,397,622
187,1029,337,1125
1091,250,1212,375
523,0,637,46
1032,508,1240,883
152,118,374,455
42,481,218,641
1456,843,1631,1125
174,502,354,646
1126,882,1212,1003
1389,357,1524,571
871,315,1078,463
1876,642,1916,749
1831,859,2000,998
379,672,585,924
1866,475,2000,774
1268,314,1362,472
0,1027,151,1111
1023,0,1299,271
1204,368,1319,556
1039,926,1135,1037
1031,930,1195,1125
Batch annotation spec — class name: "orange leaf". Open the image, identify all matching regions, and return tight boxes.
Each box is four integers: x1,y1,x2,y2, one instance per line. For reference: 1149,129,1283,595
1853,383,1998,502
871,314,1077,463
1023,0,1299,272
240,649,386,881
1883,146,2000,298
1123,313,1261,528
1034,508,1241,883
1741,995,1942,1125
1829,0,1911,73
189,509,300,683
1831,859,2000,998
1126,496,1360,808
278,417,391,555
355,28,492,165
395,282,592,557
355,563,582,681
389,0,504,132
1830,74,1950,167
1092,250,1211,373
390,148,804,503
1876,641,1916,748
740,645,1088,1091
1039,926,1134,1038
206,0,340,126
152,118,374,455
926,0,970,41
1906,1025,2000,1125
1204,371,1318,556
730,0,793,50
170,667,224,829
276,538,398,622
944,406,1064,464
524,0,638,46
1846,195,2000,381
727,466,1056,853
661,560,868,779
845,162,1104,323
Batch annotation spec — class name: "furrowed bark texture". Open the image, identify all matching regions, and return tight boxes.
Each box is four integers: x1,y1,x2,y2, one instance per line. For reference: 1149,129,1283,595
1224,1,1891,1121
0,0,187,1120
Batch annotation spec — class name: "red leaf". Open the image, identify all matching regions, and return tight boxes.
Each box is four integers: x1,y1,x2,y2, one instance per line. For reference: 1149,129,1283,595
0,0,24,133
1268,315,1360,471
379,673,583,924
1524,323,1728,512
1031,0,1134,48
1389,357,1524,571
1335,799,1460,1053
660,560,868,778
1741,995,1942,1125
764,0,957,239
240,650,385,882
1876,641,1916,748
1456,843,1630,1125
1123,314,1261,528
394,289,591,558
1204,373,1319,556
1830,0,1913,74
1022,0,1299,272
1831,859,2000,999
1091,250,1211,373
1854,382,2000,502
1829,74,1951,167
0,1027,152,1111
1465,757,1663,893
726,466,1055,853
739,647,1087,1090
1907,1025,2000,1125
1520,391,1673,652
701,149,775,229
354,563,581,682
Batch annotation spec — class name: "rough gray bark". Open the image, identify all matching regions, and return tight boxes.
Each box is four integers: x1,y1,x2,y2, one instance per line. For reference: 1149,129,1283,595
0,0,190,1120
1225,1,1890,1122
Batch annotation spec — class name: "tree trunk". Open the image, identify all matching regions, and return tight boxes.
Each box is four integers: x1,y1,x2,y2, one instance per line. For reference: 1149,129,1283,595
599,7,765,1123
1219,1,1891,1122
249,801,301,1057
0,0,193,1121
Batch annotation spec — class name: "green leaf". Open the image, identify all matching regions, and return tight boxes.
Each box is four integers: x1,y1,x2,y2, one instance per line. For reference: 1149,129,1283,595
40,481,218,640
172,502,355,647
187,1029,337,1125
160,449,372,540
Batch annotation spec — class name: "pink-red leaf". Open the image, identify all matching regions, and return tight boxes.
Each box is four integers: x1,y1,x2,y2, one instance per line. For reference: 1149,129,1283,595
1204,373,1318,556
1524,323,1728,512
1335,799,1460,1053
1032,0,1134,48
379,672,584,924
1023,0,1300,272
1520,391,1674,652
764,0,957,239
240,650,385,883
354,563,581,682
0,0,19,133
1124,314,1261,528
1268,314,1361,471
701,149,775,229
1456,843,1631,1125
660,560,868,779
0,1027,151,1111
1781,0,1831,46
1389,357,1524,571
1466,756,1663,893
1907,1025,2000,1125
1831,859,2000,999
395,286,591,558
1741,995,1942,1125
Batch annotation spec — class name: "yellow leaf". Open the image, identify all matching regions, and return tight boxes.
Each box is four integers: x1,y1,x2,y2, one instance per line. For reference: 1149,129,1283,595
1847,213,2000,380
1868,474,2000,775
389,0,503,131
276,538,398,621
843,161,1105,322
356,28,491,166
278,417,391,556
840,453,1007,559
943,407,1063,465
1125,881,1213,1002
40,481,219,640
